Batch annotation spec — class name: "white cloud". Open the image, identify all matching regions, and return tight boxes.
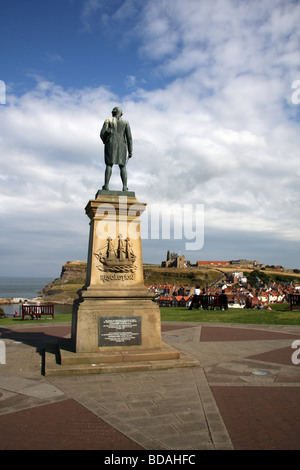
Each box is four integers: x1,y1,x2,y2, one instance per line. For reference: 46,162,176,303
125,75,137,88
1,0,300,274
44,53,64,63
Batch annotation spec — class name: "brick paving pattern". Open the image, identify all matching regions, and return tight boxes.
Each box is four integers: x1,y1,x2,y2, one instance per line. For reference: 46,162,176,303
211,386,300,450
199,325,300,342
247,346,297,366
0,398,143,450
1,320,300,450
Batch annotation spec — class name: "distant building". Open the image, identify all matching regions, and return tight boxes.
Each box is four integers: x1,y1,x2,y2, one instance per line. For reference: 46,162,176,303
197,261,230,267
231,259,259,268
196,259,259,269
161,250,187,268
227,271,247,285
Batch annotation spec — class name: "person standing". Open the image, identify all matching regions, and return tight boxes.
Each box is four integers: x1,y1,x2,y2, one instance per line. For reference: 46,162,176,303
188,286,201,310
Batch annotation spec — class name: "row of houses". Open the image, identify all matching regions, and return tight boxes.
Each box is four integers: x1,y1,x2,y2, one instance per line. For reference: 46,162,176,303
146,284,192,308
146,277,300,309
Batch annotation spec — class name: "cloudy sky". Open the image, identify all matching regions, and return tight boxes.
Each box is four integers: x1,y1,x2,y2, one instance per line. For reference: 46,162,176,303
1,0,300,277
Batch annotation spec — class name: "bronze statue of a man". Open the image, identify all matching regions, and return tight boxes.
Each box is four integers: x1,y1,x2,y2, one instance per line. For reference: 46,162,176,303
100,107,133,191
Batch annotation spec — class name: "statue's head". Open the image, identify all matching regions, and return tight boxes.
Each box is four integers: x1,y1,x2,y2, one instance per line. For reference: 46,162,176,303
112,107,123,118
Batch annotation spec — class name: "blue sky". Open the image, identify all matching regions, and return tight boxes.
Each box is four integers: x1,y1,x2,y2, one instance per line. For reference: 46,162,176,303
1,1,140,94
1,0,300,277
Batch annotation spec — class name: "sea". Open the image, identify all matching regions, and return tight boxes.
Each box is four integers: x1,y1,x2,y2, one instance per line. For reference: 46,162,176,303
0,277,72,317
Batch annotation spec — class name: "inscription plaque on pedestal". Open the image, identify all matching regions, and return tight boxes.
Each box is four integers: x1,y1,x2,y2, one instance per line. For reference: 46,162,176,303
98,316,142,347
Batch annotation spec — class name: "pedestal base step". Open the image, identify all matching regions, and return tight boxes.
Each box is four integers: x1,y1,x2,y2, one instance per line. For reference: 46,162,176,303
44,341,199,376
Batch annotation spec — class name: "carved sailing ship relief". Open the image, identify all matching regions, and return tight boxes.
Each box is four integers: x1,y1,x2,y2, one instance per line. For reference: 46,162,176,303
94,235,137,274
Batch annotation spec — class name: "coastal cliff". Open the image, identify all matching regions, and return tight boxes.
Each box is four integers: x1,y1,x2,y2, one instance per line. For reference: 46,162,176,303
40,261,222,304
41,261,87,304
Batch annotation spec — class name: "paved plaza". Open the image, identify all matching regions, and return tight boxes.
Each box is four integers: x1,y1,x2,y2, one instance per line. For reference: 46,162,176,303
1,320,300,450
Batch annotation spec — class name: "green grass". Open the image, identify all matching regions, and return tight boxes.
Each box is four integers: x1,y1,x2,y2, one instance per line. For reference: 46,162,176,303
1,304,300,326
0,313,72,326
160,304,300,325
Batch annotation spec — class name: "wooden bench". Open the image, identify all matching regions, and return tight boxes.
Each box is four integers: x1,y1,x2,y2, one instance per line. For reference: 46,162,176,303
290,294,300,311
190,294,228,310
21,304,54,320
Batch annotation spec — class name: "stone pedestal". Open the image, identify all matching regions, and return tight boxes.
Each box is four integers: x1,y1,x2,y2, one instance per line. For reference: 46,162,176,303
71,190,162,353
44,190,199,375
